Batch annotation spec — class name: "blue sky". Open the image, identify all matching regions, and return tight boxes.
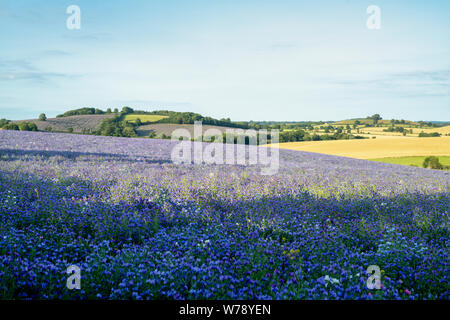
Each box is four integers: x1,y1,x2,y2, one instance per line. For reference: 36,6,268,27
0,0,449,121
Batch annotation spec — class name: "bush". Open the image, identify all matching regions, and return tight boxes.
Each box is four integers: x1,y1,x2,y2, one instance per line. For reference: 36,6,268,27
67,127,74,133
423,156,443,170
121,107,134,114
39,113,47,121
419,132,440,137
57,108,105,117
0,119,10,127
18,122,38,131
2,123,19,130
122,126,137,137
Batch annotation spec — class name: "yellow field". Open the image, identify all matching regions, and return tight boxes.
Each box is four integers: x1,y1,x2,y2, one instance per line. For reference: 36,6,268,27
271,136,450,159
124,114,168,123
358,125,450,137
417,125,450,135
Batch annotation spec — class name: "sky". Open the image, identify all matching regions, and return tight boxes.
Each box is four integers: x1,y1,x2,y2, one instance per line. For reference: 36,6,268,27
0,0,449,121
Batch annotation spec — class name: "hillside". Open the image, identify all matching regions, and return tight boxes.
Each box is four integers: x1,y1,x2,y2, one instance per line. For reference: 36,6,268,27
136,123,245,138
334,118,419,126
14,114,115,133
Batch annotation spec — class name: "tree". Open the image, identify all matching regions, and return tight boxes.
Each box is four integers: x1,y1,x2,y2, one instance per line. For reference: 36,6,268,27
18,122,37,131
2,123,19,130
39,113,47,121
423,156,443,170
113,108,119,113
0,119,10,127
121,106,134,114
106,108,112,114
369,114,382,124
135,118,142,126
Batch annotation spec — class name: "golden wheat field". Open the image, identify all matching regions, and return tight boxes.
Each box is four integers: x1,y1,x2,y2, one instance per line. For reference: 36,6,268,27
357,125,450,137
272,136,450,159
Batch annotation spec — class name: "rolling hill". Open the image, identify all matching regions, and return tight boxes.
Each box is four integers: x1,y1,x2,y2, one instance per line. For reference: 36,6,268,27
14,114,115,133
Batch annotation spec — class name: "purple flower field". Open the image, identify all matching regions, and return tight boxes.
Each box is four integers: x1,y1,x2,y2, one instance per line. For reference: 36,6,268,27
0,130,448,299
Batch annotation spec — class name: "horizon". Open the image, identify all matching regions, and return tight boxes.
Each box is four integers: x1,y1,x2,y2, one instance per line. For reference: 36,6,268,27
11,106,450,123
1,0,449,121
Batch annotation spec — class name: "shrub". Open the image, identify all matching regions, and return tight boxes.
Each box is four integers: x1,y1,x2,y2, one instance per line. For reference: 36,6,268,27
57,107,105,117
423,156,443,170
0,119,10,127
67,127,74,133
39,113,47,121
121,107,134,114
419,132,440,137
2,123,19,130
18,122,38,131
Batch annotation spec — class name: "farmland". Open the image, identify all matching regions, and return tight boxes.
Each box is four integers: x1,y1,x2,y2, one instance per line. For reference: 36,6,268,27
13,114,115,133
274,136,450,160
136,123,238,138
0,130,448,300
370,156,450,168
124,114,169,124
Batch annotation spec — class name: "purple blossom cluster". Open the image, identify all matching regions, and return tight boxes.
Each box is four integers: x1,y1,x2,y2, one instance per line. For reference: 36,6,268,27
0,130,448,299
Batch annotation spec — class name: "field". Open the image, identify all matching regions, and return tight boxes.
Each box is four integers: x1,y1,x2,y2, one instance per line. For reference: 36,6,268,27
13,115,115,133
124,114,169,123
333,119,418,126
370,156,450,168
274,136,450,160
136,123,236,137
0,130,448,300
356,125,450,137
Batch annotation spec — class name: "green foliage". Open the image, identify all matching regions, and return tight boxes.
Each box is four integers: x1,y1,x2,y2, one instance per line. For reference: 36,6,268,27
150,110,248,129
67,127,74,133
0,119,10,127
96,115,137,138
368,114,382,124
18,122,38,131
57,107,105,117
39,113,47,121
279,129,366,143
418,132,440,137
384,126,405,133
423,156,443,170
2,123,19,130
121,107,134,114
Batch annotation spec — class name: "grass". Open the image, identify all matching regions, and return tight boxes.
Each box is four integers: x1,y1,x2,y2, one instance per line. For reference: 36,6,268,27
124,114,168,124
369,156,450,168
272,136,450,159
